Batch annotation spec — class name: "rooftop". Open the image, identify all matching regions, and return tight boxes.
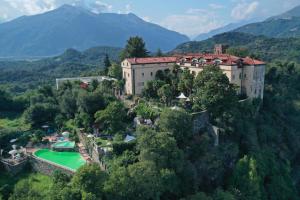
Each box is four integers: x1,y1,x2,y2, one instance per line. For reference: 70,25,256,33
125,54,265,66
126,57,178,64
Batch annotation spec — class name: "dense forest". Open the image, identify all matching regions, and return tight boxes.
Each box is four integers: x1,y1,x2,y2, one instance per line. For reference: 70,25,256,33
1,35,300,200
0,46,121,93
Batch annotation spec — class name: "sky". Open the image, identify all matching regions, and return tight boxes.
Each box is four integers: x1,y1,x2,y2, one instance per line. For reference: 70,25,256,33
0,0,300,38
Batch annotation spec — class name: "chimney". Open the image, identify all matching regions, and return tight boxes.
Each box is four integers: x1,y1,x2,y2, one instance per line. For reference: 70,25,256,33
214,44,228,55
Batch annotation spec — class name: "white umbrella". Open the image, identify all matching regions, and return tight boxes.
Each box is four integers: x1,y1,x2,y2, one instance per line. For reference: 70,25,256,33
10,139,18,143
9,150,18,155
87,134,94,138
177,93,187,99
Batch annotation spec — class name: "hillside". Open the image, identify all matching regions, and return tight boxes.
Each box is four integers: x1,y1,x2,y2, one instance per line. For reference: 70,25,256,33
172,32,300,63
233,5,300,38
194,19,259,41
0,46,121,92
0,5,188,58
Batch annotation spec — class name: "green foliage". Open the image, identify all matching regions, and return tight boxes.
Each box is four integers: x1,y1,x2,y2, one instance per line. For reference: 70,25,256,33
193,66,238,119
103,54,111,74
95,101,127,134
158,108,193,147
72,164,107,198
142,80,165,99
230,155,262,200
24,103,59,127
108,63,122,80
158,84,173,105
112,141,136,156
0,47,121,93
178,68,194,96
9,173,52,200
134,102,158,120
137,128,184,171
120,36,148,60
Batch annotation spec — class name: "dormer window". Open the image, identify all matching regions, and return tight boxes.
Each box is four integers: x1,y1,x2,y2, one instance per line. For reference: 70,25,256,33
214,58,222,65
198,58,207,65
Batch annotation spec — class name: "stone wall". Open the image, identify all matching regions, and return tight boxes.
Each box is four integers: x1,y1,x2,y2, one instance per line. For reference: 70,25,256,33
1,158,28,175
30,156,74,176
192,110,209,134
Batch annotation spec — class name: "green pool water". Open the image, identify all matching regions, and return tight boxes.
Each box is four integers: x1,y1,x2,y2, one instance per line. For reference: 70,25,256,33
34,149,86,171
52,141,75,148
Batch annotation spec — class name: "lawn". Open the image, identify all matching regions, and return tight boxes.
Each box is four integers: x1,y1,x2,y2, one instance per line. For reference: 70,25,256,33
96,138,112,147
0,170,52,199
0,112,30,131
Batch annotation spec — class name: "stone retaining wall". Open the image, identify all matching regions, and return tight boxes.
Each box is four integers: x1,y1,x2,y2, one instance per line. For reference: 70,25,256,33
29,155,74,176
192,110,209,134
1,158,28,175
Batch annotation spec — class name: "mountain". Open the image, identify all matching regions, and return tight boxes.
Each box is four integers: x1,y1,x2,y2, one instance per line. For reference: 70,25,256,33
0,5,188,58
0,46,122,92
233,5,300,38
172,32,300,63
194,19,259,41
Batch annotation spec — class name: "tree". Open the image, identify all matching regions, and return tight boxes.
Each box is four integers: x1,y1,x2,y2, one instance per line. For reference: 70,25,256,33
120,36,148,60
158,108,193,147
178,68,194,96
108,63,122,80
60,89,77,118
104,161,164,200
95,101,127,134
134,102,158,120
156,49,163,57
24,103,59,127
158,84,173,105
77,91,106,117
137,128,184,172
230,156,262,200
193,66,238,119
142,80,165,99
72,164,107,198
104,54,111,74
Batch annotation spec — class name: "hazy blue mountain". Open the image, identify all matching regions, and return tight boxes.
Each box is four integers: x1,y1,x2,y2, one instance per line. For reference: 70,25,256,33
0,5,188,58
233,5,300,38
172,32,300,63
194,19,259,41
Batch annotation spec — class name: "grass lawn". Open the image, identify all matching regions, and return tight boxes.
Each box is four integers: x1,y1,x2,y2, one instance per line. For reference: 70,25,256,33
0,171,53,199
96,138,112,147
0,111,30,131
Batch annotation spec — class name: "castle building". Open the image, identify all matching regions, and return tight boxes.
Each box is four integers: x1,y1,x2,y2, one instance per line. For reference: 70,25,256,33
121,46,265,99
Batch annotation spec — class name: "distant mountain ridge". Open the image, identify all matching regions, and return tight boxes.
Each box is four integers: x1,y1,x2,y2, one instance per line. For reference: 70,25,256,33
172,32,300,63
194,19,259,41
233,5,300,38
0,5,189,58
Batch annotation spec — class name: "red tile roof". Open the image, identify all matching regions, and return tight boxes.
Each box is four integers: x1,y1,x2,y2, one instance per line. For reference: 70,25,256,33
125,54,265,66
126,57,178,64
177,54,265,66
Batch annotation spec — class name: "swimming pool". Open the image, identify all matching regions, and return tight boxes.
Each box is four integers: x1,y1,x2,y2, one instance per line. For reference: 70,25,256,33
34,149,86,171
52,141,75,149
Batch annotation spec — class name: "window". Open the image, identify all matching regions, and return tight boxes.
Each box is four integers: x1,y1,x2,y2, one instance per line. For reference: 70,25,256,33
142,73,144,77
239,73,242,79
150,72,153,76
128,73,130,77
138,82,144,87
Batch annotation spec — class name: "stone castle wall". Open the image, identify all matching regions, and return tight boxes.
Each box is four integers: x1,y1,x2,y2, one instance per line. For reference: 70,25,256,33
192,110,209,134
29,156,74,176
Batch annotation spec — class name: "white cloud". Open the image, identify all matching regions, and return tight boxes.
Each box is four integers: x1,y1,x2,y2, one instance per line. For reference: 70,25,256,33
160,9,224,37
231,1,259,20
209,3,225,9
0,0,113,22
